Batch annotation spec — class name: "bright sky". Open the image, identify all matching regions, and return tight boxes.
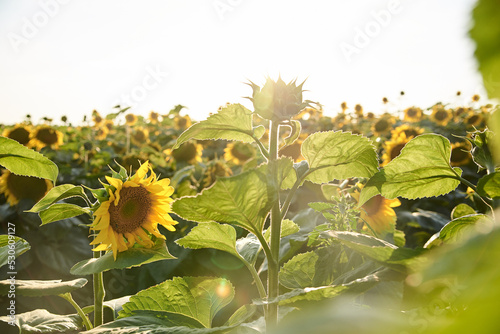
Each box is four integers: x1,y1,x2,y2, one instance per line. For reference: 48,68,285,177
0,0,486,125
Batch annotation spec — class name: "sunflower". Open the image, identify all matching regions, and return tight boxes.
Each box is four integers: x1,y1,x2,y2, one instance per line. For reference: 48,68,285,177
131,127,150,146
92,110,104,127
174,115,192,131
403,107,423,123
90,161,177,260
279,133,308,162
472,94,480,102
125,113,138,126
390,124,424,140
95,126,109,141
381,133,411,166
104,120,115,132
165,141,203,164
148,111,161,124
224,142,256,165
29,126,64,150
430,105,453,126
0,170,53,206
340,102,348,112
2,124,32,146
450,142,472,167
352,189,401,236
354,104,363,118
464,112,483,128
202,160,233,188
371,116,395,137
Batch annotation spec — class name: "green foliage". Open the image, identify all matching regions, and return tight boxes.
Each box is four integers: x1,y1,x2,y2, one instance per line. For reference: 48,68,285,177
0,309,83,333
438,214,492,244
264,219,300,243
450,203,476,219
119,277,234,328
173,103,263,149
0,235,30,268
28,184,89,213
70,240,175,275
0,136,58,183
283,120,302,146
360,134,462,205
39,203,90,225
0,278,87,297
477,171,500,198
302,131,378,184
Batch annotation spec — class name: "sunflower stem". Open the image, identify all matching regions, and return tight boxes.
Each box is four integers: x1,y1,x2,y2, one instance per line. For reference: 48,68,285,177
59,292,93,331
92,250,105,327
266,120,281,330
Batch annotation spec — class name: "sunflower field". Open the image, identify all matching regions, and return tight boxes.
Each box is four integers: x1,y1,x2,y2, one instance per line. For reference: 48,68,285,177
1,1,500,333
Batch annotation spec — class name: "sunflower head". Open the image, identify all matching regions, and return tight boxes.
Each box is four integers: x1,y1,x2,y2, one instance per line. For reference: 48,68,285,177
92,110,104,127
164,141,203,164
29,126,64,150
472,94,480,102
202,160,233,188
403,107,423,123
390,124,423,140
430,105,453,126
371,117,395,137
0,170,53,206
354,104,363,117
2,124,32,146
173,115,192,131
381,133,411,166
450,141,472,167
125,113,138,126
224,142,256,165
464,112,483,128
131,127,150,146
278,133,308,162
90,161,177,260
95,126,109,141
149,111,161,124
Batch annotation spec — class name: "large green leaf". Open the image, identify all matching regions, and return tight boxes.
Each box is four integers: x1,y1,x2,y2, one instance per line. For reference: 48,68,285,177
302,131,378,184
0,309,82,333
477,172,500,199
176,222,239,258
120,277,234,328
173,103,263,149
470,0,500,100
329,231,426,273
70,240,175,275
264,219,300,243
0,235,30,268
439,214,492,244
172,163,276,235
0,278,87,297
360,134,462,205
451,203,477,220
39,204,90,225
0,136,58,183
28,184,89,213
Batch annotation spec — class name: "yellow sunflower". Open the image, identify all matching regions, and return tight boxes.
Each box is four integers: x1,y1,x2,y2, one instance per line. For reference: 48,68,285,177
354,104,364,118
29,126,64,150
0,170,53,206
381,133,411,166
131,127,150,146
2,124,32,146
472,94,480,102
148,111,161,124
450,142,472,167
164,141,203,165
104,120,115,132
464,112,483,128
224,142,256,165
430,105,453,126
202,160,233,188
174,115,192,131
371,116,395,137
279,133,308,162
352,189,401,236
92,110,104,127
390,124,424,140
125,113,138,126
95,126,109,141
403,107,423,123
90,161,177,260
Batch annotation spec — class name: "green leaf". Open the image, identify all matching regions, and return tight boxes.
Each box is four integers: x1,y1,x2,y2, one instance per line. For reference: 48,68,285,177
279,247,336,289
39,204,90,225
28,184,89,213
224,304,258,327
235,233,261,264
0,136,58,183
120,277,234,328
70,240,175,275
470,0,500,100
488,108,500,164
451,203,477,220
279,157,297,190
173,104,260,149
302,131,378,184
329,231,426,273
0,235,30,268
176,222,239,258
172,163,276,235
439,214,492,244
0,309,82,333
359,134,461,206
283,120,302,146
0,278,87,297
477,172,500,198
264,219,300,243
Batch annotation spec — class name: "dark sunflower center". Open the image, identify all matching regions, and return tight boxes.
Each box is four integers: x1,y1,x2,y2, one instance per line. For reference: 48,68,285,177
8,127,30,145
390,143,406,160
403,129,419,138
36,128,58,145
375,120,390,132
125,115,136,123
177,118,188,128
435,110,448,121
108,186,152,234
451,147,470,163
363,195,383,216
466,115,479,125
134,131,146,142
173,142,197,161
407,108,417,117
6,173,48,202
231,145,254,161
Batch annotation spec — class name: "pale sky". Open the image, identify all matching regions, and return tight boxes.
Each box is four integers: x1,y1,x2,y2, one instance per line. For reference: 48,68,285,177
0,0,486,125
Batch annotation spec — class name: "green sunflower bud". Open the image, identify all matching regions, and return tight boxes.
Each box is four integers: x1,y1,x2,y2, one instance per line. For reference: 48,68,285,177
247,77,309,121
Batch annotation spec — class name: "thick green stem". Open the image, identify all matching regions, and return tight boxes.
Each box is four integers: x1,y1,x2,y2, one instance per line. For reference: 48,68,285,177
60,293,93,331
93,250,105,327
266,120,281,329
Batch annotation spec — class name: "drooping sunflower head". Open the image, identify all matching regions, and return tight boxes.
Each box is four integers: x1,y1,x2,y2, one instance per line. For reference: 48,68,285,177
224,142,256,165
403,107,423,123
173,115,192,131
430,105,453,126
450,141,472,167
371,116,395,137
131,127,150,146
2,124,32,146
390,124,424,140
0,170,53,207
381,133,411,166
164,141,203,165
202,160,233,188
125,113,138,126
29,126,64,150
90,161,177,260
